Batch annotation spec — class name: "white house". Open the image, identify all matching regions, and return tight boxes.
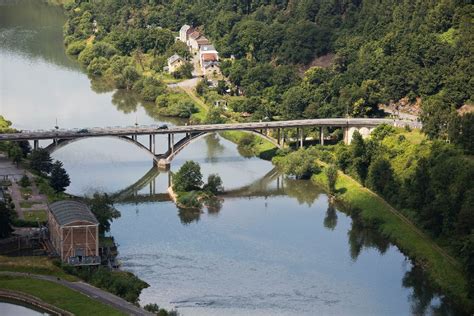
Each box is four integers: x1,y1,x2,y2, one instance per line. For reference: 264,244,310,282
167,54,185,73
179,24,193,43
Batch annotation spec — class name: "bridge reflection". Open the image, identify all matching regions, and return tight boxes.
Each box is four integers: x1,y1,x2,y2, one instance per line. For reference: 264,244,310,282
111,166,324,206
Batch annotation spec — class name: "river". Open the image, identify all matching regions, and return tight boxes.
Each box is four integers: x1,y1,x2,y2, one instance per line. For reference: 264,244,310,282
0,1,462,315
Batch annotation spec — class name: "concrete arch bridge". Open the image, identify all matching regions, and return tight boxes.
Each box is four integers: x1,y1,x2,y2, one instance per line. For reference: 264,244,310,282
0,118,419,170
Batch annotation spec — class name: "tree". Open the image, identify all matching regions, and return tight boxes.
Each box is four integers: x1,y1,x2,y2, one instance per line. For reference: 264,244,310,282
203,174,223,194
19,174,30,188
121,66,140,90
8,144,22,166
18,141,31,158
50,160,71,193
274,148,318,179
326,165,338,194
173,161,203,192
29,148,52,174
366,158,398,202
88,193,120,234
0,202,12,238
172,62,193,79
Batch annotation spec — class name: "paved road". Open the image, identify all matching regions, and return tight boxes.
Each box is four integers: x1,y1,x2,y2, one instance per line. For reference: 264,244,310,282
0,118,419,142
0,271,154,316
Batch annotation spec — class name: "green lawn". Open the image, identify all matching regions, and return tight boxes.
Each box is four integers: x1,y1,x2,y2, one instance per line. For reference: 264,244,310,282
0,256,77,281
0,276,125,316
219,130,278,160
19,201,42,208
312,165,472,311
23,210,47,222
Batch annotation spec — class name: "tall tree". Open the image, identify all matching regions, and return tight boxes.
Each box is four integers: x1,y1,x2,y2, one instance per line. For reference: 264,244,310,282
30,148,53,174
50,161,71,193
88,193,121,234
173,161,203,192
0,202,12,238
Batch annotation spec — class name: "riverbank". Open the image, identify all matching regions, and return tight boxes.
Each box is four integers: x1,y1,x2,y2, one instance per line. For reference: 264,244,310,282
312,164,473,313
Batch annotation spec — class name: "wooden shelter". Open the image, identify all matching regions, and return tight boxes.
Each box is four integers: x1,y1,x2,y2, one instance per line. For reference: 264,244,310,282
48,200,100,265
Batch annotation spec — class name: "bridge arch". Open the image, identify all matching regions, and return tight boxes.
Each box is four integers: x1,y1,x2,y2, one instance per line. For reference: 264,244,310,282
43,130,281,168
163,130,281,164
44,136,160,164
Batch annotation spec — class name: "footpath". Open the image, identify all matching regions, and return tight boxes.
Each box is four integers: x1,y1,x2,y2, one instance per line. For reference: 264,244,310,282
0,271,153,316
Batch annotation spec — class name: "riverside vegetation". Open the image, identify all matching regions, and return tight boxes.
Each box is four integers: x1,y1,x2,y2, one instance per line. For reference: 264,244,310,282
172,161,223,210
273,125,474,312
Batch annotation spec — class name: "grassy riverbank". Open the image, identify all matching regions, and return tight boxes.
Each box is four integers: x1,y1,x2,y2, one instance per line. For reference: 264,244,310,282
312,165,473,312
0,256,77,281
0,276,124,315
219,131,278,160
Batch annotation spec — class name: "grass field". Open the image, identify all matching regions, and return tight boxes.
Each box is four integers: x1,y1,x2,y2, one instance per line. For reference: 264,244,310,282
19,201,42,208
0,276,125,316
0,256,77,281
312,165,472,312
23,210,47,222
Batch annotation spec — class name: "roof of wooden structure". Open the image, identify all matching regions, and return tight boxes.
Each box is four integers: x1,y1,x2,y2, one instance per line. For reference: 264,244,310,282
48,200,98,226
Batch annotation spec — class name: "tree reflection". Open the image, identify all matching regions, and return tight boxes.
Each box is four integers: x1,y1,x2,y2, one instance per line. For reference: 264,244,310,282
402,264,463,316
111,89,139,113
90,77,115,94
324,203,338,230
205,134,225,163
206,197,223,215
177,208,202,225
347,217,390,261
284,178,321,206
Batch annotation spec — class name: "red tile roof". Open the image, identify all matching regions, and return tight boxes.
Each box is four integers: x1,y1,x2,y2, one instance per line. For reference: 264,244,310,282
201,53,218,62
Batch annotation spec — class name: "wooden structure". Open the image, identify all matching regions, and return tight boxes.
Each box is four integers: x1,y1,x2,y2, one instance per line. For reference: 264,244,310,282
48,200,100,265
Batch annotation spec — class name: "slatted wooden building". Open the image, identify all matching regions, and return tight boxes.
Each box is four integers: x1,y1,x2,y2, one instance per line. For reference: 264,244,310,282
48,200,100,265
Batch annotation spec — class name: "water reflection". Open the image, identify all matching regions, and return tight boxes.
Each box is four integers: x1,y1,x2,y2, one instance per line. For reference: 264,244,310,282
0,0,78,70
111,90,140,114
324,203,338,230
348,216,390,261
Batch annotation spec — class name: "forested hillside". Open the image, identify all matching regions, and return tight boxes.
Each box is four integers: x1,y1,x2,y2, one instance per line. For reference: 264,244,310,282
64,0,473,142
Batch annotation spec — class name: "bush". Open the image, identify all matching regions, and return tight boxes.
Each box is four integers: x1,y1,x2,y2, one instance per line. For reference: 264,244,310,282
66,40,86,56
19,175,30,188
87,57,110,76
273,148,319,179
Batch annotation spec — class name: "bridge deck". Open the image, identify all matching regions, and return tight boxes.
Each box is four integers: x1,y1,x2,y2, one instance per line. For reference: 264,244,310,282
0,118,414,142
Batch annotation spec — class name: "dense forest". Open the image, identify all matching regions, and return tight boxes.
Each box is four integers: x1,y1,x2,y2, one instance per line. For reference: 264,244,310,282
60,0,473,310
63,0,473,141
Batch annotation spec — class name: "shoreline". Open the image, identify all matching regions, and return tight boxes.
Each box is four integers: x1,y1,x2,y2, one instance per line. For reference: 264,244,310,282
311,163,473,314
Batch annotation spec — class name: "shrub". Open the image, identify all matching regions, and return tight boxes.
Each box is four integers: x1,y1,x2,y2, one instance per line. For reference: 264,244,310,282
66,40,86,55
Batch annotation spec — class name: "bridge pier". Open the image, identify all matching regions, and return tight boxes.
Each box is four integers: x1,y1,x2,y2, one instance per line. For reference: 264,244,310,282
33,140,39,150
320,127,324,145
157,158,170,171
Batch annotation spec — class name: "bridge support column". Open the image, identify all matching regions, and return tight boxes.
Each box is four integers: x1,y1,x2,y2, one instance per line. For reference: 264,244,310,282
171,134,175,153
33,140,39,150
277,129,281,146
299,128,304,148
320,127,324,146
343,127,349,145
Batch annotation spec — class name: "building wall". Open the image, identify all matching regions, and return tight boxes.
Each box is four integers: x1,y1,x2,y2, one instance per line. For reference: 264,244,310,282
61,222,98,261
168,59,184,73
48,212,62,257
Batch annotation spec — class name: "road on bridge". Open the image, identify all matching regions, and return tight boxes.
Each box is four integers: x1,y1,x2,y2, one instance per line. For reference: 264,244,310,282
0,118,420,141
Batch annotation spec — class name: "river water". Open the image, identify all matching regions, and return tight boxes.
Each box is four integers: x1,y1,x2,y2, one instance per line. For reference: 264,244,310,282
0,1,462,315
